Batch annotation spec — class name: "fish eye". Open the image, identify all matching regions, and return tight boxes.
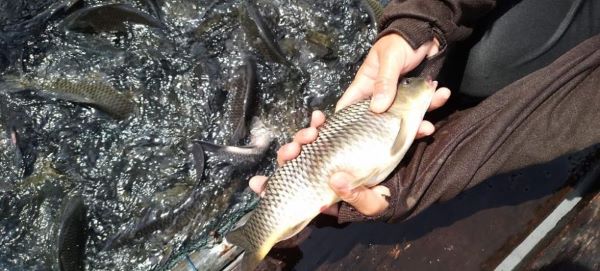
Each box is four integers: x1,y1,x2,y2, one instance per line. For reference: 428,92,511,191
400,78,411,85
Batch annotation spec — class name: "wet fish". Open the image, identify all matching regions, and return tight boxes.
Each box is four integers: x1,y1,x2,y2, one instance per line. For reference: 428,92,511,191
192,7,239,39
138,0,164,21
360,0,384,29
305,30,337,60
191,142,206,183
226,77,437,271
57,196,87,271
103,143,206,250
60,3,166,34
239,1,290,65
6,113,38,178
224,56,257,145
198,117,273,169
3,75,135,119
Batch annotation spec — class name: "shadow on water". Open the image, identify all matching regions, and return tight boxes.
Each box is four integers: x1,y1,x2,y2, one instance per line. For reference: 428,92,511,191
270,145,599,271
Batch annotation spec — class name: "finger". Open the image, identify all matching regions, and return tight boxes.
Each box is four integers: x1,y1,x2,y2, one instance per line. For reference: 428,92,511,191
321,203,339,216
371,50,403,113
428,87,451,111
329,172,389,216
310,110,326,128
371,185,391,197
293,127,318,145
415,121,435,139
336,78,373,112
336,52,379,112
249,176,268,196
426,38,441,57
276,142,301,166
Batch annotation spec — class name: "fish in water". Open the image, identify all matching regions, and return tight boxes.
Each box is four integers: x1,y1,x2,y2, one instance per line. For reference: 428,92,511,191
191,142,206,183
224,56,257,145
57,196,87,271
239,1,290,65
305,30,337,60
103,143,207,250
360,0,384,29
226,77,437,271
137,0,164,21
198,117,274,169
105,119,272,249
3,75,135,119
5,112,39,178
60,3,166,34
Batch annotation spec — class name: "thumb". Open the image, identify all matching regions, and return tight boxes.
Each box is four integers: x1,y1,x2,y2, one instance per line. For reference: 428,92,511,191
329,172,389,216
370,50,403,113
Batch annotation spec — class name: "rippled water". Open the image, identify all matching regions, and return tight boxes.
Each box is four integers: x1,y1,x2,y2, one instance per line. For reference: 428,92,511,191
0,0,379,270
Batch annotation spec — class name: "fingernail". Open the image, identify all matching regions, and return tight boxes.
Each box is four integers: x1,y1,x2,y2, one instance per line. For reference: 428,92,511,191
370,93,385,110
441,89,451,99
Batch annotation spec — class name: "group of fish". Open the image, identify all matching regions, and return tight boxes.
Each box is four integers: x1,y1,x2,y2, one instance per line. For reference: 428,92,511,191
0,0,438,270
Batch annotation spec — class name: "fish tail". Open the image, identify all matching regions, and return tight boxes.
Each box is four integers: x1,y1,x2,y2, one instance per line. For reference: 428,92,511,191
0,75,30,93
226,227,264,271
196,140,263,167
196,140,226,154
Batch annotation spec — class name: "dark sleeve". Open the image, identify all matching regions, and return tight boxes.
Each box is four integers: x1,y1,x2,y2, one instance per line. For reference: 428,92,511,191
377,0,496,50
338,34,600,224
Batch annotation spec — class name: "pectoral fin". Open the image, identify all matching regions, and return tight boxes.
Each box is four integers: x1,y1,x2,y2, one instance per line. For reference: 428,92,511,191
390,118,409,155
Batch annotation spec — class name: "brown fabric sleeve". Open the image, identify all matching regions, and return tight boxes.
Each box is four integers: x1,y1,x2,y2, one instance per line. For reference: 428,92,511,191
376,0,496,50
338,34,600,223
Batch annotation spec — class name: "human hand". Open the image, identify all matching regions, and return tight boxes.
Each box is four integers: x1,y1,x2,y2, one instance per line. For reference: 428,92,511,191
249,86,450,217
337,33,440,113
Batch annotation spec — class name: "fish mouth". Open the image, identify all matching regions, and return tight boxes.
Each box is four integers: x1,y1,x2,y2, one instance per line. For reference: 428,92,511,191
424,76,438,89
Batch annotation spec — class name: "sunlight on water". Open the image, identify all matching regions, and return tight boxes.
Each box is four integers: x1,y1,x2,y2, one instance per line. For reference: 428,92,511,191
0,0,379,270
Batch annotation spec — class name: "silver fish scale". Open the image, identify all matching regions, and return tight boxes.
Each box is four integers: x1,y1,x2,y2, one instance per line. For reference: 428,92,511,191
243,100,400,250
44,78,135,118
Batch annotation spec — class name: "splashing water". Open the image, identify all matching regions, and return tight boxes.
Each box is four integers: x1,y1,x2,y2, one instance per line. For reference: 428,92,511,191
0,0,381,270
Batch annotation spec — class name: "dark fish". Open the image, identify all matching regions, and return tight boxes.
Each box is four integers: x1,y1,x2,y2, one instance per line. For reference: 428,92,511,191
224,56,257,145
57,196,87,271
360,0,384,29
3,75,135,119
104,119,272,250
104,143,207,250
138,0,164,21
198,118,273,168
60,3,166,34
239,1,290,65
6,113,37,178
0,38,9,73
305,30,337,60
191,143,205,183
192,6,239,39
1,1,74,34
0,104,25,188
104,191,198,250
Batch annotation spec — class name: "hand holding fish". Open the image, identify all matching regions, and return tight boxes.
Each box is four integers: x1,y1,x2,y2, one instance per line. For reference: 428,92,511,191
248,34,449,220
249,85,449,217
337,33,442,113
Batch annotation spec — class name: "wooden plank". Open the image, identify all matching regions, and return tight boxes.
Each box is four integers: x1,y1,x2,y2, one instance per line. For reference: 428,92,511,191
520,191,599,270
